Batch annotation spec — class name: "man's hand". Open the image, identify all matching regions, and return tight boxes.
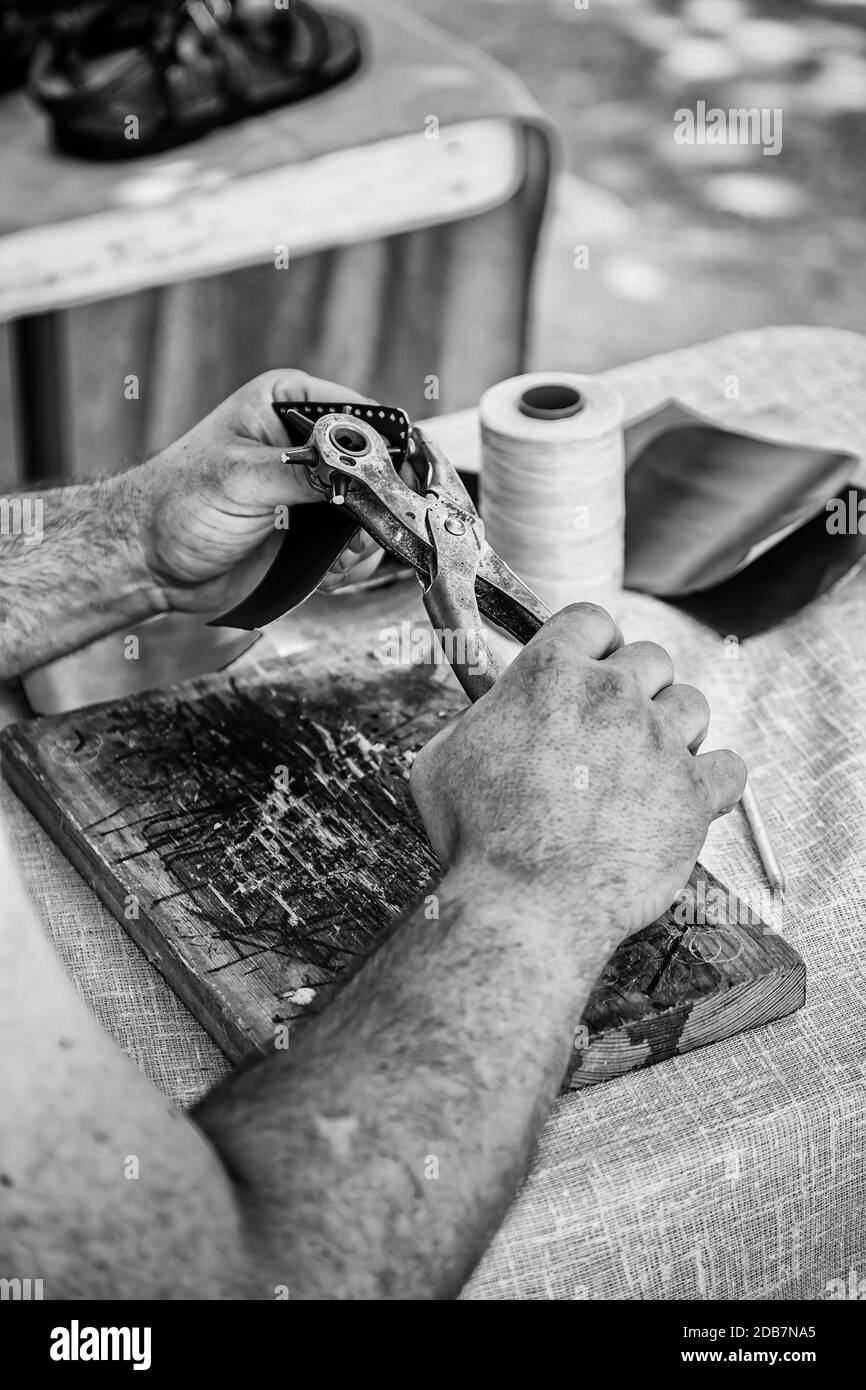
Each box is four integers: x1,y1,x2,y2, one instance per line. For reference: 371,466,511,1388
132,369,383,615
0,370,383,680
412,602,746,948
0,603,746,1299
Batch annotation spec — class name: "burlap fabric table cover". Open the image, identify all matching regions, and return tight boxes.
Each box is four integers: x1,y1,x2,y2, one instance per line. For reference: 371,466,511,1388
2,326,864,1300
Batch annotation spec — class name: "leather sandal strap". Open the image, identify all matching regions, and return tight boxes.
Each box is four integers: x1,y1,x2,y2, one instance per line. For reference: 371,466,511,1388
162,0,252,114
35,0,334,116
275,0,330,73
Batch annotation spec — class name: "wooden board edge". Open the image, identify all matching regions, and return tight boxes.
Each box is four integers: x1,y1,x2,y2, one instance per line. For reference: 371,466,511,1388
568,959,807,1089
1,735,262,1065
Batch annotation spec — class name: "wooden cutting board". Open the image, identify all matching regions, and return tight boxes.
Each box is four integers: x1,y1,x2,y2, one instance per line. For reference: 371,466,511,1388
0,645,805,1086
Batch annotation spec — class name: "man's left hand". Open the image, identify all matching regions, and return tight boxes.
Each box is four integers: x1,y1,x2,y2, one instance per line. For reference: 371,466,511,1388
133,370,383,616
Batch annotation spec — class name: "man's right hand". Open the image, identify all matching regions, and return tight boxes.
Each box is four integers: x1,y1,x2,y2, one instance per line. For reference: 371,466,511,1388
411,602,746,948
1,601,746,1302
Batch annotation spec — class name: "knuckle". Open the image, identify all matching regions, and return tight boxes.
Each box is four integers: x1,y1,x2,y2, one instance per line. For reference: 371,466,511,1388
697,748,748,805
629,639,673,667
261,368,306,397
538,602,619,662
690,753,711,791
723,749,748,787
682,683,711,719
560,601,612,622
248,370,278,393
584,661,631,705
646,700,670,751
512,641,559,691
550,601,616,634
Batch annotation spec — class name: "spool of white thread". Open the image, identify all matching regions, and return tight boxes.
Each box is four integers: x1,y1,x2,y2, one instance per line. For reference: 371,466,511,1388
479,372,626,616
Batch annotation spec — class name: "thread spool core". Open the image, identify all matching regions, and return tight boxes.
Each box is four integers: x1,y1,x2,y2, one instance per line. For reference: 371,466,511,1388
518,382,585,420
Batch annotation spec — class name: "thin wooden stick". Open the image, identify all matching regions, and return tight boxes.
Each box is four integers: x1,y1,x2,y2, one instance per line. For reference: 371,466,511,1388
741,781,787,898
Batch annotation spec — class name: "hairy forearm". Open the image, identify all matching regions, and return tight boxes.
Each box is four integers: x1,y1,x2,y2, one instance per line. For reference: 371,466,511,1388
0,474,164,678
194,864,613,1300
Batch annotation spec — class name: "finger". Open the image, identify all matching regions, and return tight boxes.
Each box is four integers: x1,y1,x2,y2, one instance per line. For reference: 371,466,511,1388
534,602,624,662
653,683,710,753
239,372,377,449
347,528,378,556
607,640,674,698
320,549,384,591
267,371,376,407
203,530,284,614
226,443,323,506
400,456,422,492
225,441,383,510
342,549,383,583
505,604,622,697
326,531,380,570
695,748,748,816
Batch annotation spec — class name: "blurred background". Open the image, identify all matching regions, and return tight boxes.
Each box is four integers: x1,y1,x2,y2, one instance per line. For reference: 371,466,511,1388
0,0,864,486
404,0,866,372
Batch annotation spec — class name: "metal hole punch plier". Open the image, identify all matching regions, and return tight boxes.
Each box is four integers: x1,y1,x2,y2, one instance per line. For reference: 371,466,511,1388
213,407,552,702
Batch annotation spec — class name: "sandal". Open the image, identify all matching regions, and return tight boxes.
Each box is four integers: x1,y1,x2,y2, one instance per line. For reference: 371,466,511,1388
0,0,86,94
30,0,363,160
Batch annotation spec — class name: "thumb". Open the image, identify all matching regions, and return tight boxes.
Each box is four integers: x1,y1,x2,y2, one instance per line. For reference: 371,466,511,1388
228,443,326,507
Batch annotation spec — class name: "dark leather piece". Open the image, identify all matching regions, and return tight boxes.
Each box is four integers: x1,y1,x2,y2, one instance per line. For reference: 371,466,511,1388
623,401,862,637
273,400,412,462
668,485,866,638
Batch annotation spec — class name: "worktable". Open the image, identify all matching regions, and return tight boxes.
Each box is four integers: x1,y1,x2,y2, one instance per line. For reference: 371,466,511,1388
3,325,865,1301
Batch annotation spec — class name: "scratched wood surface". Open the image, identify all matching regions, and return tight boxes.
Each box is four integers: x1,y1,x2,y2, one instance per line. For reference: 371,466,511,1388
0,645,805,1085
